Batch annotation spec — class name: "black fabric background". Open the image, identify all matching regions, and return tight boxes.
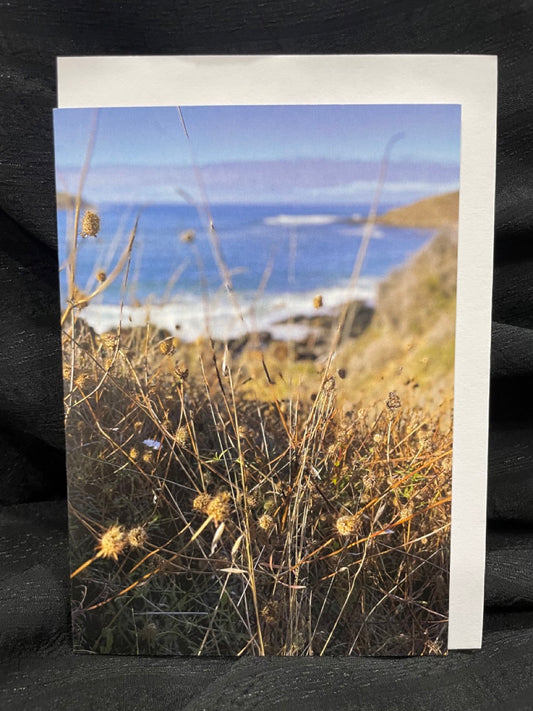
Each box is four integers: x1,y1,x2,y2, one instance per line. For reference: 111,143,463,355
1,2,532,709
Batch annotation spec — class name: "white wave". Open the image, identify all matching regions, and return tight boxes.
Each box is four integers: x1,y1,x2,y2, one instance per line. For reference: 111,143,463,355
338,225,385,239
263,214,344,227
80,279,377,342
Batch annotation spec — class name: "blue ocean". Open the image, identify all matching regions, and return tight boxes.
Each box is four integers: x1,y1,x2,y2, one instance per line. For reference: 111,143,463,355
57,203,432,340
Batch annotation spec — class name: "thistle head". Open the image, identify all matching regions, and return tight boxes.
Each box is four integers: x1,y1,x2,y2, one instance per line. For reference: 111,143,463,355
257,513,274,533
96,524,127,561
336,515,360,537
206,491,232,524
192,492,212,514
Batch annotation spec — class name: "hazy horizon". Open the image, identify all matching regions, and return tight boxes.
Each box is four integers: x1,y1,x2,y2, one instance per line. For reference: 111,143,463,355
54,104,461,206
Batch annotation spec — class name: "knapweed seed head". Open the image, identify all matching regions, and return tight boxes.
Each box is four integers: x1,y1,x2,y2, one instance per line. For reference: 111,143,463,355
257,513,274,533
206,491,232,524
129,447,139,461
81,210,101,238
193,492,212,514
96,524,127,561
313,294,323,309
336,515,360,537
175,425,189,447
128,526,148,548
96,270,107,282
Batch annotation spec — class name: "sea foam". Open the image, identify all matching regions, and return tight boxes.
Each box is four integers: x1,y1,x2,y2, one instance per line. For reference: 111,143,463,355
80,279,376,342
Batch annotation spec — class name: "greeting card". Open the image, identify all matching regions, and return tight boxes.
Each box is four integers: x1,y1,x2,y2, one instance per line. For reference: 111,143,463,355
54,56,496,655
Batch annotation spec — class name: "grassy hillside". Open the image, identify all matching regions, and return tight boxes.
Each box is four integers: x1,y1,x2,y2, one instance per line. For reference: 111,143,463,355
336,225,457,414
378,191,459,228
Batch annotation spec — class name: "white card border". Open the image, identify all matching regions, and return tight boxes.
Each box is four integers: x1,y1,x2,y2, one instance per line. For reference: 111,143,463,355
57,54,498,650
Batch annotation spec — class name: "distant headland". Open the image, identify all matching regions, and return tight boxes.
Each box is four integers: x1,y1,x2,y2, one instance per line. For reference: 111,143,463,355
56,192,94,210
376,190,459,228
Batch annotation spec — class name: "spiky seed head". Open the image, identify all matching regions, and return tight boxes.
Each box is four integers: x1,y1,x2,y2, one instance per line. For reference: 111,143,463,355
193,492,212,514
96,270,107,282
96,524,127,560
81,210,101,238
175,425,189,447
128,526,148,548
257,513,274,533
206,491,232,524
336,515,360,537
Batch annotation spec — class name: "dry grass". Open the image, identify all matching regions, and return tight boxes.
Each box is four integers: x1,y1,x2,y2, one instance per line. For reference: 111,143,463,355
61,115,453,656
64,293,452,656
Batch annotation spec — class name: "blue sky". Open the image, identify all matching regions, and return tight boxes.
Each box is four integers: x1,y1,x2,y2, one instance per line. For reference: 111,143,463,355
53,105,461,205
